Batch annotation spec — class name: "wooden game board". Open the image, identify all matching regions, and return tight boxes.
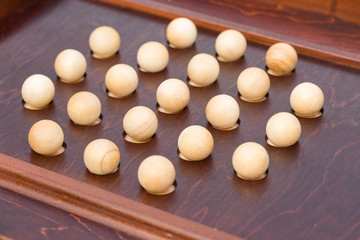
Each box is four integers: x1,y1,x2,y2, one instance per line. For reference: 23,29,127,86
0,0,359,239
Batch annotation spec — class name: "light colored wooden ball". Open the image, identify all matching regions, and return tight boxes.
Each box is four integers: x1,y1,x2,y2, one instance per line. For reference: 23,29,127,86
105,64,138,98
266,112,301,147
137,41,169,73
232,142,269,180
187,53,220,87
83,139,120,175
178,125,214,161
28,119,64,156
123,106,158,143
21,74,55,110
205,94,240,130
166,17,197,49
54,49,87,83
89,26,121,59
67,91,102,126
237,67,270,102
156,78,190,114
215,29,247,62
265,42,298,76
138,155,176,195
290,82,324,118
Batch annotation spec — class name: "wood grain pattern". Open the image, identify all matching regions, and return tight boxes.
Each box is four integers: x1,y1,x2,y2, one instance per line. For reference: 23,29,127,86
335,0,360,24
99,0,360,68
0,0,359,239
254,0,360,25
0,153,240,240
0,187,133,240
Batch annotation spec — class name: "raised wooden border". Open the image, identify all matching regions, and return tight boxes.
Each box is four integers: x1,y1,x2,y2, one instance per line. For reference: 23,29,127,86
97,0,360,68
1,1,359,239
0,153,242,240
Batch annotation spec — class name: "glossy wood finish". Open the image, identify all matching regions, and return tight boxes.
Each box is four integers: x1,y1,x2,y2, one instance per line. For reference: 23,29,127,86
101,0,360,68
0,0,359,239
0,186,133,240
0,154,239,240
255,0,360,24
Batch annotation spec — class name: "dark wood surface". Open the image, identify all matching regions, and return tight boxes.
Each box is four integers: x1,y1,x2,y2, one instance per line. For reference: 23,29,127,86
0,153,240,240
0,0,359,239
0,0,30,19
101,0,360,68
0,186,134,240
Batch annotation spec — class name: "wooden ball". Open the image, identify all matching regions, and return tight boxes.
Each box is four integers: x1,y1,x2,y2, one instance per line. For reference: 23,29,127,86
215,29,247,62
290,82,324,118
89,26,121,59
232,142,269,180
28,119,64,156
67,91,102,126
137,41,169,73
178,125,214,161
166,17,197,49
266,112,301,147
105,64,138,98
156,78,190,114
205,94,240,130
54,49,87,83
84,139,120,175
138,155,176,195
187,53,220,87
21,74,55,110
237,67,270,102
123,106,158,143
265,42,297,76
